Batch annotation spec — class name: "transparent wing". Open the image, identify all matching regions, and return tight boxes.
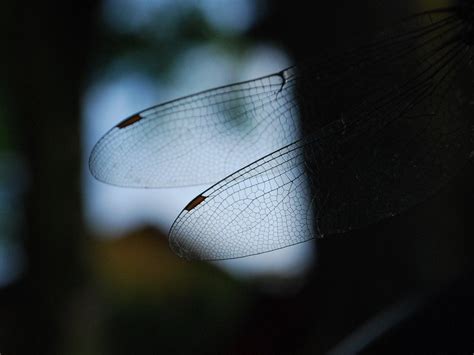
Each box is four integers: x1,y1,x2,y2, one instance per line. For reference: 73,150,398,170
89,68,300,187
168,140,315,260
169,9,474,260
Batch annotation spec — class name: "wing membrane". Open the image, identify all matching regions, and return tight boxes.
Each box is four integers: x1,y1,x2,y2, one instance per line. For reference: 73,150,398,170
169,140,314,260
89,68,300,187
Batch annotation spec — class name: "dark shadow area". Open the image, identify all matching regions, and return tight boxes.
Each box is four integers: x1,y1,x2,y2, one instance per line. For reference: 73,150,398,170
240,1,474,353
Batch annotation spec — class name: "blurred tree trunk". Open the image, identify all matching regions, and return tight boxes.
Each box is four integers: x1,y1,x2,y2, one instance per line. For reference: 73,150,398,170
0,1,98,353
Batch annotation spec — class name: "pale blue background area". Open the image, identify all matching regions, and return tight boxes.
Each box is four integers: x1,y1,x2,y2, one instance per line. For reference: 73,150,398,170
82,0,315,278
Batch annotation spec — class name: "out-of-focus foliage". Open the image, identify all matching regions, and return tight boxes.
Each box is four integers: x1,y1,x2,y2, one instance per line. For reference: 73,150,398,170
91,227,249,354
90,1,255,85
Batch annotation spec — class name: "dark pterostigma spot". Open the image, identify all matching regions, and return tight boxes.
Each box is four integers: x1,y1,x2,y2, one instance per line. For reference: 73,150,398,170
117,114,142,129
184,195,207,211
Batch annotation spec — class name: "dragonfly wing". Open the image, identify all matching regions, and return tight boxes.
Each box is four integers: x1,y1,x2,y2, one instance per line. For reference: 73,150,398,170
169,9,474,260
301,10,474,234
89,68,301,187
168,140,316,260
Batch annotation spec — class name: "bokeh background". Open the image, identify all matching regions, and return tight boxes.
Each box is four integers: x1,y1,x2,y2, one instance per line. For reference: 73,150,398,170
0,0,473,354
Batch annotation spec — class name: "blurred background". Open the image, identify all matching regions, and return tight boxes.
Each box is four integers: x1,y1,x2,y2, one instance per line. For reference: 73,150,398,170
0,0,473,354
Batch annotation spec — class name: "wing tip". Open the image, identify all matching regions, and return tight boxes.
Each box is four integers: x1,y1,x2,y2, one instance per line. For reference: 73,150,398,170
88,142,100,180
169,235,194,260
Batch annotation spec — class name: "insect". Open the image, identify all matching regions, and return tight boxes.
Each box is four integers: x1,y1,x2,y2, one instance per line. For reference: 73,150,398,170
90,5,474,261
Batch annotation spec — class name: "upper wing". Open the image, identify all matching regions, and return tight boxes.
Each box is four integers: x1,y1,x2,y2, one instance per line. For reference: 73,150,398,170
89,8,467,190
89,67,301,187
